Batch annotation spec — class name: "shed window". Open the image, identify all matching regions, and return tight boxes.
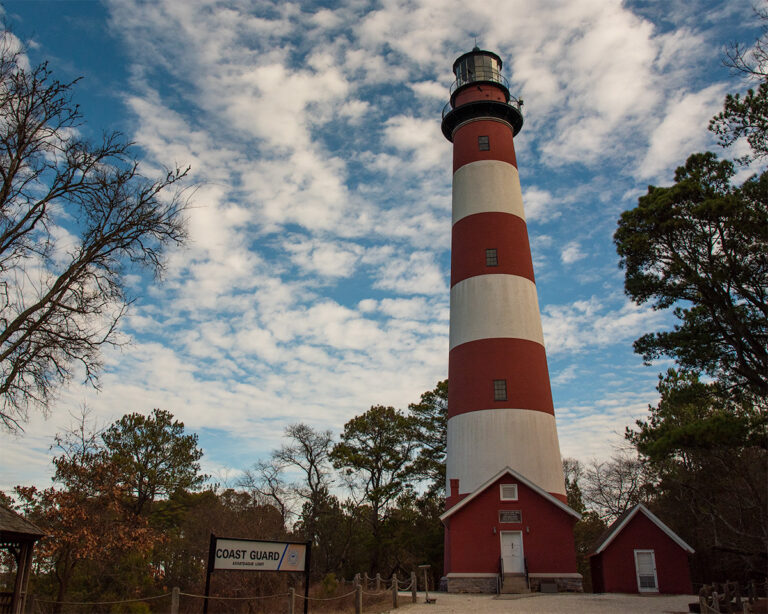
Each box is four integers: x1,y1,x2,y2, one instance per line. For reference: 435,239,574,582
478,135,490,150
493,379,507,401
500,484,518,501
486,248,498,266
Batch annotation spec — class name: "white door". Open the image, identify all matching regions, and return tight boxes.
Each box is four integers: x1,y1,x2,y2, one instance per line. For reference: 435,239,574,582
634,550,658,592
500,531,524,573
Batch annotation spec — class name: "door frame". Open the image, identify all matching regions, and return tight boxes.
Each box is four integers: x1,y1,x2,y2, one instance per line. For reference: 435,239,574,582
633,549,658,593
499,530,524,574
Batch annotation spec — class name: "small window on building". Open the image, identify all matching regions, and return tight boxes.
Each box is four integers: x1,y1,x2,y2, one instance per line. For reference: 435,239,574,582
486,248,498,266
478,135,490,151
499,510,522,523
500,484,518,501
493,379,507,401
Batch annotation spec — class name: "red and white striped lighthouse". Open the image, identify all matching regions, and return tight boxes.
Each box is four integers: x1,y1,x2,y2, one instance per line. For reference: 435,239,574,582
440,48,581,593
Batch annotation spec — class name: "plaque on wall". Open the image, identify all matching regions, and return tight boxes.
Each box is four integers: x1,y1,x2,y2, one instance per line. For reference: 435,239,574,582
498,510,522,523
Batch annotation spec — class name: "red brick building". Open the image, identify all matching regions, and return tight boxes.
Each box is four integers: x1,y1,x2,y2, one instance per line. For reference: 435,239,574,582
590,504,694,594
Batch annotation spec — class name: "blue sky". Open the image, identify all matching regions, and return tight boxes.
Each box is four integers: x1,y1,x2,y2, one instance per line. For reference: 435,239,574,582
0,0,762,491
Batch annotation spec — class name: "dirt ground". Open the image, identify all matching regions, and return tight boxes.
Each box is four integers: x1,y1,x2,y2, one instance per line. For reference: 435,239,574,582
385,591,695,613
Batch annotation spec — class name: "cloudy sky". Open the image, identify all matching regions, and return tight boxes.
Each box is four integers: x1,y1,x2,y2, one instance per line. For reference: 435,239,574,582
0,0,762,491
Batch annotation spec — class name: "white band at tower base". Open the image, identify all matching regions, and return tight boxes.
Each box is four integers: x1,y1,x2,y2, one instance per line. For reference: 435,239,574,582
447,408,566,496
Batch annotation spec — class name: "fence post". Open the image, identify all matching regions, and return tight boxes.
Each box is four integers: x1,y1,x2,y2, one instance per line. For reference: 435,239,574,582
376,573,381,591
171,587,180,614
289,587,295,614
392,574,398,609
411,571,417,603
355,584,362,614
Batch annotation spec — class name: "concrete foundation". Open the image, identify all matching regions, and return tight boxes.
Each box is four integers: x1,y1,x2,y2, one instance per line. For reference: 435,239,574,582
446,574,498,593
446,573,584,594
528,573,584,593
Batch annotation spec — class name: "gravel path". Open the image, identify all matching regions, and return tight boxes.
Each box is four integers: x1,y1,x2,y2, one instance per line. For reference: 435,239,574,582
386,592,694,613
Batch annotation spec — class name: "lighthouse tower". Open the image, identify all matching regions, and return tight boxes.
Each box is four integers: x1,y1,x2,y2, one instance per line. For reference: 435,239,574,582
439,48,582,594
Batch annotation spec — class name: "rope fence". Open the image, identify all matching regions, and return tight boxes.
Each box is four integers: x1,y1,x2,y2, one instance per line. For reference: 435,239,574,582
34,593,171,605
28,571,422,614
179,591,291,600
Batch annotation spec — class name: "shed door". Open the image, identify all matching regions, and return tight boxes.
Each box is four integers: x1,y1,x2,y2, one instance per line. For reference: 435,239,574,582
634,550,658,592
500,531,524,573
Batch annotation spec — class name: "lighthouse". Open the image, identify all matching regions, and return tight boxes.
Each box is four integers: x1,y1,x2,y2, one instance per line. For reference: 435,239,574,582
439,48,582,593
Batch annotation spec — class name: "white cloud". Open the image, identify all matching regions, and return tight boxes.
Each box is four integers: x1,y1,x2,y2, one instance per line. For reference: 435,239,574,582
560,241,586,265
523,187,559,222
542,297,664,355
557,388,657,462
383,115,445,172
372,251,447,295
284,237,363,279
409,80,446,100
638,84,728,180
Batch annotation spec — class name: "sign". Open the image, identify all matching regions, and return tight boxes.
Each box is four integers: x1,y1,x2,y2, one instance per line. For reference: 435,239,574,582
213,538,307,572
204,535,311,614
499,510,522,523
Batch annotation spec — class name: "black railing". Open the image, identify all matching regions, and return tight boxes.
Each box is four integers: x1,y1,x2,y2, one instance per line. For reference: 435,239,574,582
450,70,509,96
498,556,504,594
524,557,529,590
441,97,523,122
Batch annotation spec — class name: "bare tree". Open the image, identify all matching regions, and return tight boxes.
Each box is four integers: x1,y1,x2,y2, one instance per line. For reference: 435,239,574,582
580,452,655,522
274,422,334,502
724,7,768,79
240,424,334,533
0,35,189,431
239,458,292,526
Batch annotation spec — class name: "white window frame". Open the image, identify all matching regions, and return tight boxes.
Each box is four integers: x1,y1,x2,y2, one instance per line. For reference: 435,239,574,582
634,549,658,593
500,484,518,501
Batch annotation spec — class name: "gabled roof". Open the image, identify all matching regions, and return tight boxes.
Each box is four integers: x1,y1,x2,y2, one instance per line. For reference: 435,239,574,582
591,503,694,555
439,466,581,523
0,505,45,540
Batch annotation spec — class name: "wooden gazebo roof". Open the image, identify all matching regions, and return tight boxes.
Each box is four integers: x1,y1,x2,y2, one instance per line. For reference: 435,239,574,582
0,506,45,542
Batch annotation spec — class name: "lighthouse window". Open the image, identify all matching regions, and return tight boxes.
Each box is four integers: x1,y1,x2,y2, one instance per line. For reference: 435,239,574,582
500,484,518,501
478,135,490,150
486,248,498,266
493,379,507,401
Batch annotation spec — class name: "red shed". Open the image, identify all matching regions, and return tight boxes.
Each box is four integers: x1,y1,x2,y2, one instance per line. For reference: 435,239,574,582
590,504,694,595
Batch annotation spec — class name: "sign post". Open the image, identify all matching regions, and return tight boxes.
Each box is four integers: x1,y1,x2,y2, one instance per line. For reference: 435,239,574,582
203,535,311,613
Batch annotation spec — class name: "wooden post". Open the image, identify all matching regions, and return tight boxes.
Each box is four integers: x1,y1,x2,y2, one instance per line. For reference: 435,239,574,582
391,574,398,609
355,584,362,614
303,542,311,614
411,572,417,603
171,587,180,614
289,587,295,614
203,534,216,614
376,573,381,591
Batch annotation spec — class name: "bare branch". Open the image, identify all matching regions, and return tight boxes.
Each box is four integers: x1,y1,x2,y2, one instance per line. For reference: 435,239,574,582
0,36,190,431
